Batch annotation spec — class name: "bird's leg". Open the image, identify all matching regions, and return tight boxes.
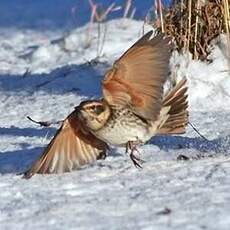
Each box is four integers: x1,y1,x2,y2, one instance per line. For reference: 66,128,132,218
125,142,130,154
126,141,144,169
96,150,107,160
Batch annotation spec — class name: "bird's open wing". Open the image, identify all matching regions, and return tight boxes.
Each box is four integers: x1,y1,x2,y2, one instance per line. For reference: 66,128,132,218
102,31,172,121
23,110,108,178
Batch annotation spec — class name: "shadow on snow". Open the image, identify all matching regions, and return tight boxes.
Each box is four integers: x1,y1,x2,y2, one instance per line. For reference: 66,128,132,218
0,126,56,175
150,135,230,155
0,126,56,138
0,62,108,97
0,125,229,175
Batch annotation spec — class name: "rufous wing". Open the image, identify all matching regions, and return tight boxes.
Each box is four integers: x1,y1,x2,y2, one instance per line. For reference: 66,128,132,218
102,31,172,121
23,109,108,178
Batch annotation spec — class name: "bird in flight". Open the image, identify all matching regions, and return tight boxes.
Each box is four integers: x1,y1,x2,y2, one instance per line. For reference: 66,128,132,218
24,31,188,178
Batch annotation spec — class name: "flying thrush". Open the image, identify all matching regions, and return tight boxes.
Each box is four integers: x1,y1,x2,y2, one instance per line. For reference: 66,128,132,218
24,31,188,178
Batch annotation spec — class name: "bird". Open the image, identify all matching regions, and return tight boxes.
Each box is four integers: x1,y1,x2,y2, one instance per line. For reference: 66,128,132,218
23,31,188,178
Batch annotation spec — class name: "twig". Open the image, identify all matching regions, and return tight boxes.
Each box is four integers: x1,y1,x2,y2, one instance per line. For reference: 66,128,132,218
223,0,230,69
86,0,97,47
194,0,201,59
27,116,63,127
180,0,184,48
88,0,117,58
158,0,165,32
187,0,192,52
99,23,107,57
97,22,101,57
100,3,116,21
123,0,132,18
130,8,136,19
71,6,78,26
188,121,209,141
22,68,31,78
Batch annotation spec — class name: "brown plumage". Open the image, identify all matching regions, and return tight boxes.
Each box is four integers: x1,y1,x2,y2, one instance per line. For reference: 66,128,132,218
24,109,108,178
24,31,189,178
157,78,188,135
102,32,171,121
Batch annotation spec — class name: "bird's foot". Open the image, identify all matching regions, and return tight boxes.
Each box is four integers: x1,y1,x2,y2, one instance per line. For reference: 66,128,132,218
97,150,107,160
130,151,143,169
126,141,144,169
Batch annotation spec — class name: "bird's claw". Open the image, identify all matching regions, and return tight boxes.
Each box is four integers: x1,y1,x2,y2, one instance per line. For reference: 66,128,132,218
130,152,143,169
127,141,144,169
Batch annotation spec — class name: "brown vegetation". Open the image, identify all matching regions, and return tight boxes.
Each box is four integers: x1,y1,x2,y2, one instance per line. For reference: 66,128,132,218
154,0,230,61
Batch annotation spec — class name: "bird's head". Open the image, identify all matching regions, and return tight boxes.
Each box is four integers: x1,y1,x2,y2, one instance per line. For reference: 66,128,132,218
77,100,111,131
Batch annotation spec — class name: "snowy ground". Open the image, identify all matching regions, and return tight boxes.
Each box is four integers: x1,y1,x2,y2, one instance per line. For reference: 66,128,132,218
0,18,230,230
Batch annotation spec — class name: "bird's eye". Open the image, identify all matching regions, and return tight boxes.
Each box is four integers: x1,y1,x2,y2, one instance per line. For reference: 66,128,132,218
94,105,104,115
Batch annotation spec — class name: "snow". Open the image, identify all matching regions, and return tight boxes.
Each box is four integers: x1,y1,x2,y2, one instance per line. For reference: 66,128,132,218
0,16,230,230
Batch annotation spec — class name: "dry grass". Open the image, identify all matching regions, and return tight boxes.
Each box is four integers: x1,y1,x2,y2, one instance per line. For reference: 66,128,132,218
86,0,136,59
223,0,230,67
154,0,230,61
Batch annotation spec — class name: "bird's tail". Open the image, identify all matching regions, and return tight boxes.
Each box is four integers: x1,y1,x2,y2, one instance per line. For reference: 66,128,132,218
157,78,189,135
